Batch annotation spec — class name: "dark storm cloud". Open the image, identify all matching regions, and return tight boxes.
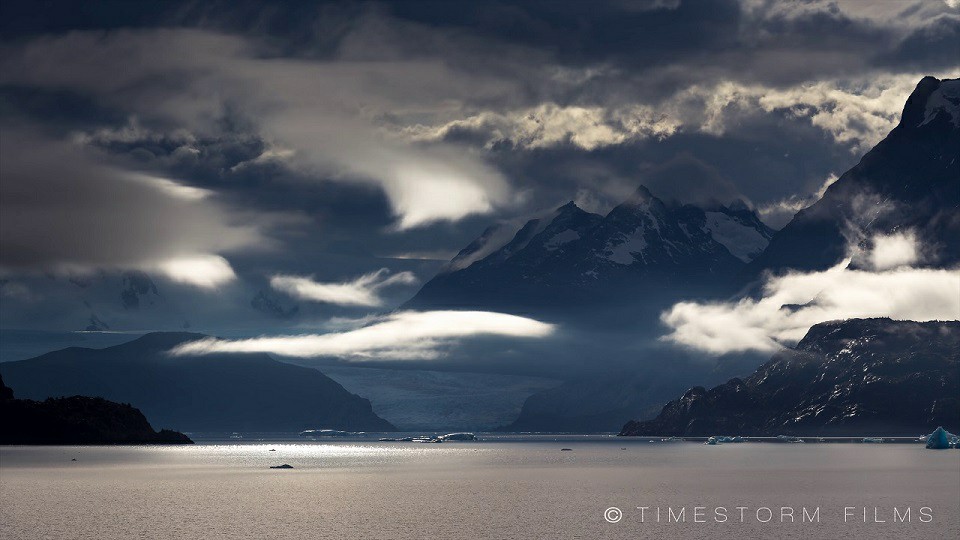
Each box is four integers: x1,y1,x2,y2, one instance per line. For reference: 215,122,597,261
883,12,960,69
0,0,957,344
0,128,270,276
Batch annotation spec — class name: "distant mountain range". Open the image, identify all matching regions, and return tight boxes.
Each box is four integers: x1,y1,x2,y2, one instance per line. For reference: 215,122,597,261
406,190,774,315
1,77,956,437
0,332,395,433
402,185,777,433
415,75,960,433
410,77,959,316
620,319,960,437
1,374,192,445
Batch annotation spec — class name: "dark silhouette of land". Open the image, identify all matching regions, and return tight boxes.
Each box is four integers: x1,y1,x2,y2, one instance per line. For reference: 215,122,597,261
0,332,395,432
1,374,192,444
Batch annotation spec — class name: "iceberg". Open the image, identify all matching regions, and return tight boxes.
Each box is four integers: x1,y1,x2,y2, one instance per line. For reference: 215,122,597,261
299,429,362,438
381,432,476,443
862,437,884,444
438,432,476,441
414,437,442,443
925,426,959,449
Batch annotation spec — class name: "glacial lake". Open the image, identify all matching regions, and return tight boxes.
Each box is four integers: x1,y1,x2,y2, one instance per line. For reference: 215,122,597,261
2,435,958,539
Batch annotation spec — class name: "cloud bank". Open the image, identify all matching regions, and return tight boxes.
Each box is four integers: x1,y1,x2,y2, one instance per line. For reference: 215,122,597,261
171,310,556,360
660,235,960,354
270,269,417,307
866,231,922,271
0,0,957,333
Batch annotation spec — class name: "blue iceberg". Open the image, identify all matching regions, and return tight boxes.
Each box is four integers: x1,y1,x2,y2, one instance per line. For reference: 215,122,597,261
925,426,959,449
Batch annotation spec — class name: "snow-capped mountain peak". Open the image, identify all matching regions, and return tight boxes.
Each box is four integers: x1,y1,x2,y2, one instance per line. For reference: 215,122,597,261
444,202,592,272
920,78,960,128
405,185,774,311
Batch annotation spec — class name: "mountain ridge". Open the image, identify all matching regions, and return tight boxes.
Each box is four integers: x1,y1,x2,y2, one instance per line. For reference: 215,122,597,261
0,332,396,432
619,318,960,437
490,75,959,433
406,186,774,314
743,76,960,280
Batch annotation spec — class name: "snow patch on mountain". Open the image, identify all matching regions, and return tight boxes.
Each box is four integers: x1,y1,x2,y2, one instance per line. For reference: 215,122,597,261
920,78,960,128
446,207,564,271
605,230,648,265
496,215,557,258
544,229,580,251
702,211,771,262
446,224,513,272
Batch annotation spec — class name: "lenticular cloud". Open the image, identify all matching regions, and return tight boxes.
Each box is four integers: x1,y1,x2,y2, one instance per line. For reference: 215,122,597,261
269,269,417,307
170,310,556,360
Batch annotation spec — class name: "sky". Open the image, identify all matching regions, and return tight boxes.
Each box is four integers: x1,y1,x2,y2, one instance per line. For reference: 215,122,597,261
0,0,958,363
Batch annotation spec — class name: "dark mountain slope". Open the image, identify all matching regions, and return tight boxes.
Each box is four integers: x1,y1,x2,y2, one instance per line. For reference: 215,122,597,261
407,189,773,315
620,319,960,437
744,76,960,279
0,332,395,432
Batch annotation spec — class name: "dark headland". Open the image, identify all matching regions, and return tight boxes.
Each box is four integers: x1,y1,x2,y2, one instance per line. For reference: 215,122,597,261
0,374,192,445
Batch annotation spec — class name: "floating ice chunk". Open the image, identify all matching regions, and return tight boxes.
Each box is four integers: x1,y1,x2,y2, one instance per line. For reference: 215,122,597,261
299,429,362,438
382,432,477,443
925,426,959,450
704,437,718,445
776,435,804,443
862,437,884,444
414,437,443,443
438,432,476,441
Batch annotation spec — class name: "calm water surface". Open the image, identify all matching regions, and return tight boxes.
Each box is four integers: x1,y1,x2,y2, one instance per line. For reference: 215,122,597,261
2,436,958,539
